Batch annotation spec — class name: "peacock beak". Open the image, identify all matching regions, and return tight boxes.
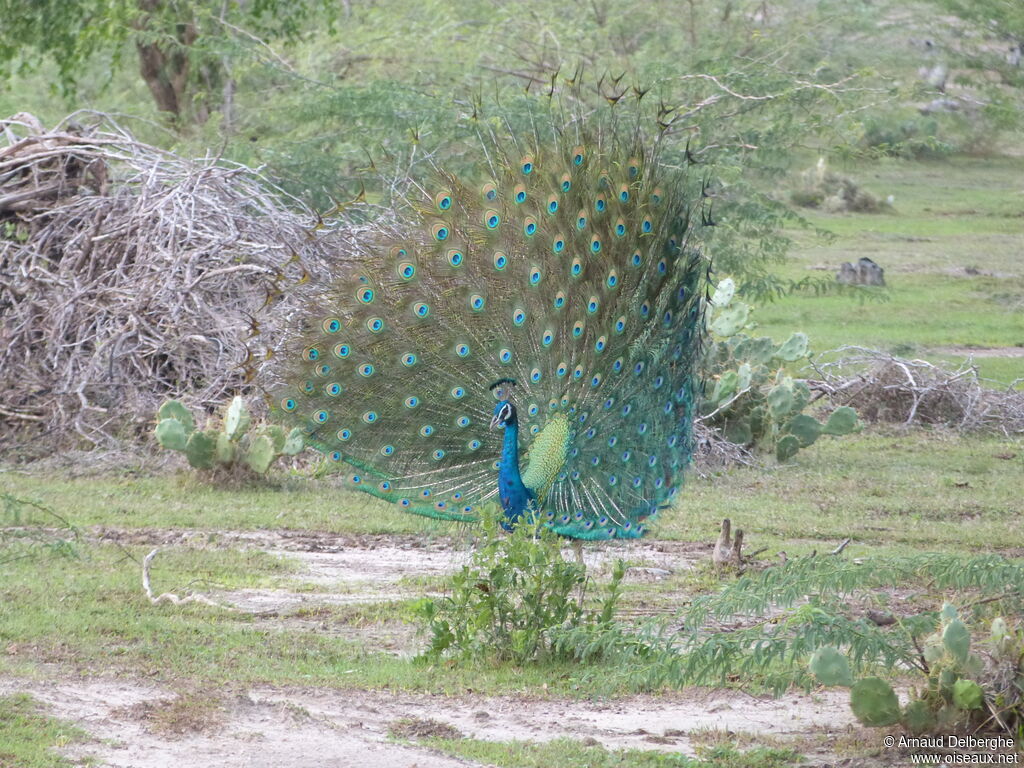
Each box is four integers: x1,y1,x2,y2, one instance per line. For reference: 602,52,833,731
489,414,502,430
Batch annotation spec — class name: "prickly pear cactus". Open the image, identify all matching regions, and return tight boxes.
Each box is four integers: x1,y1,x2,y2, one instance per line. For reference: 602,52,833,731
809,646,854,687
153,398,304,476
810,613,1022,738
850,677,901,727
701,278,859,461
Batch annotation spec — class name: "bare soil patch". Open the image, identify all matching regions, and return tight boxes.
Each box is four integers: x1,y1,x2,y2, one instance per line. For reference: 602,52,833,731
0,676,860,767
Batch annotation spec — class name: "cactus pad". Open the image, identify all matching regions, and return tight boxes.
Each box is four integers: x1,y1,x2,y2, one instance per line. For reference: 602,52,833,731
850,677,901,727
809,646,854,687
942,619,971,664
224,396,252,441
951,679,983,710
245,434,276,474
155,418,189,452
158,400,194,433
184,430,216,469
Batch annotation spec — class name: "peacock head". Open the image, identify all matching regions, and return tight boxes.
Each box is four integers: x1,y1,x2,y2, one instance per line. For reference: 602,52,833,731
489,378,518,430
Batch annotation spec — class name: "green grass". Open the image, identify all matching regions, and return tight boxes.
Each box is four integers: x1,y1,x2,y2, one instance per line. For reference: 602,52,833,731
407,735,802,768
669,431,1024,556
758,155,1024,384
0,694,90,768
5,431,1021,556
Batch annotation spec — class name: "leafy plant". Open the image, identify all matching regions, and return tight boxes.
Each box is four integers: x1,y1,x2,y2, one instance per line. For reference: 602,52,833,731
701,278,859,460
154,396,304,474
415,512,630,665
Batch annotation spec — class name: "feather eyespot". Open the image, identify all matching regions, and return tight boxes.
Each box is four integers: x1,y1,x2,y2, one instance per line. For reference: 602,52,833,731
322,317,341,333
434,192,453,211
530,368,542,383
381,445,395,455
590,237,602,253
499,348,512,363
493,252,507,270
631,251,642,266
572,321,585,338
366,317,384,333
280,398,296,412
556,363,568,377
430,222,449,241
481,182,497,201
642,217,653,233
541,330,554,346
595,336,606,352
627,157,641,178
520,154,534,175
560,172,572,192
333,343,351,358
576,211,587,230
432,449,445,460
303,347,321,362
571,145,585,166
413,302,430,318
404,396,419,408
358,363,374,377
397,261,416,279
401,353,417,367
484,210,501,229
546,195,559,214
455,416,470,427
470,294,485,311
587,296,599,313
570,259,583,277
513,184,527,204
618,184,630,203
420,425,434,437
615,218,626,236
512,308,526,326
455,343,470,357
325,383,342,397
337,428,351,441
313,410,329,423
447,249,463,267
356,287,374,304
594,195,606,213
607,271,619,288
523,217,537,237
552,238,565,254
530,268,542,285
329,451,342,462
651,187,663,204
468,439,481,450
554,291,567,308
315,363,331,377
450,386,465,399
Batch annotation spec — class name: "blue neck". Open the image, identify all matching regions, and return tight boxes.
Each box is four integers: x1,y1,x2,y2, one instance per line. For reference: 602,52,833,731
497,421,532,526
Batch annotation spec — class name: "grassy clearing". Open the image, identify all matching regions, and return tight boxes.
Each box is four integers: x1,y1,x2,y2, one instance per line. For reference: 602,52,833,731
0,694,90,768
4,430,1020,557
757,155,1024,384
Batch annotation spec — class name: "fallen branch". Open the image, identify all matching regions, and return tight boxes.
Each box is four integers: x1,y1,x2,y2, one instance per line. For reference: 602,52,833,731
141,548,235,610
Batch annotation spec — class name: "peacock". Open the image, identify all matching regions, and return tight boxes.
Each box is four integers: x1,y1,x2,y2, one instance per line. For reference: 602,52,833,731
269,98,707,541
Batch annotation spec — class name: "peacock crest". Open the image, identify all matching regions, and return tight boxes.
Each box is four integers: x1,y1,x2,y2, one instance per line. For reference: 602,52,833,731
269,95,707,540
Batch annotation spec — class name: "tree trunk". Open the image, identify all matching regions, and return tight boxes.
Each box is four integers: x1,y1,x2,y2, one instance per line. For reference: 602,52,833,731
133,1,199,122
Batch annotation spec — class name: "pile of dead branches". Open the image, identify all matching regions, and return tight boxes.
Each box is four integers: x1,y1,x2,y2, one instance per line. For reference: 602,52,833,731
0,112,341,447
808,347,1024,435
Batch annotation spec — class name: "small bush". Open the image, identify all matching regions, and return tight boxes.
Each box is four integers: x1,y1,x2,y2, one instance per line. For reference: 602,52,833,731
415,512,628,665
